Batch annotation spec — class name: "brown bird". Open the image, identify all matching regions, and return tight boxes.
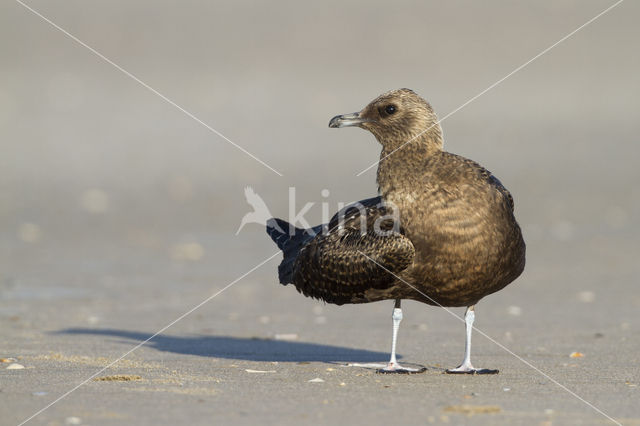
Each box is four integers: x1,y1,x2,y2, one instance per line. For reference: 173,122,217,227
267,88,525,374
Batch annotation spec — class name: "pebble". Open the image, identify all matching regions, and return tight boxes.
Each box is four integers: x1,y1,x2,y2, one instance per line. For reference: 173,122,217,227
308,378,325,383
7,363,25,369
65,417,82,425
570,352,584,358
245,369,276,373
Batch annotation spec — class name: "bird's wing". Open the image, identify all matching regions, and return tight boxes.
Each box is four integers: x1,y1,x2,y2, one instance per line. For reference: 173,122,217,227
446,154,515,212
487,174,514,211
291,198,415,305
326,196,383,230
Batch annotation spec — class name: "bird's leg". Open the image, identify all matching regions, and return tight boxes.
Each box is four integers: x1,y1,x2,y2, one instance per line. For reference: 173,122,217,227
447,306,475,373
387,299,402,367
378,299,425,374
446,305,498,375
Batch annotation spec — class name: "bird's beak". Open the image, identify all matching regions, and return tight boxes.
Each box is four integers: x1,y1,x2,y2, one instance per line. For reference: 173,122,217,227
328,112,369,128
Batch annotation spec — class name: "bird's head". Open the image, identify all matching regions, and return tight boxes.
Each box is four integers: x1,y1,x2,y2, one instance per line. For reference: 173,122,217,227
328,88,443,152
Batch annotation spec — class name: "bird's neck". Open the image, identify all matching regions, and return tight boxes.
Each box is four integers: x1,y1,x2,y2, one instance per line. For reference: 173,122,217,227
376,134,443,199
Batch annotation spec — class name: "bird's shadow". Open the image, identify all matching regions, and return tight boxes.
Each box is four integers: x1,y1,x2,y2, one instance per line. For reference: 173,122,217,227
56,328,397,363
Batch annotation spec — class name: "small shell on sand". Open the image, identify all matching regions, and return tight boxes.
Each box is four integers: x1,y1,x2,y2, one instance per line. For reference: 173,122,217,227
6,363,25,369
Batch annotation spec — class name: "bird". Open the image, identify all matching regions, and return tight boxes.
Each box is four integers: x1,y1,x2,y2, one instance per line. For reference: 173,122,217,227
266,88,526,374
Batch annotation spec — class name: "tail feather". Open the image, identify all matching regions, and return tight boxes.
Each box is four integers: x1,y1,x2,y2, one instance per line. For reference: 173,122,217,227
266,218,319,284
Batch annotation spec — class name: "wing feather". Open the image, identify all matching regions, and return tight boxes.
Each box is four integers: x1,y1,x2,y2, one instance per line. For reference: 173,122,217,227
291,198,414,304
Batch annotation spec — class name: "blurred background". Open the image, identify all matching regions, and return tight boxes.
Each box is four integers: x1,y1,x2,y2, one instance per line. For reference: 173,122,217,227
1,0,639,424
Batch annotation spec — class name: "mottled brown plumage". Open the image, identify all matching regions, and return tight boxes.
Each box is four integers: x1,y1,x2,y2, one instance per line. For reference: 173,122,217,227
266,88,525,373
289,197,414,305
268,88,525,308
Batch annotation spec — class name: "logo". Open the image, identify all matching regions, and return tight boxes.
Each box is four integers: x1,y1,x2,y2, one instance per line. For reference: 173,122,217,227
236,187,277,235
237,187,400,237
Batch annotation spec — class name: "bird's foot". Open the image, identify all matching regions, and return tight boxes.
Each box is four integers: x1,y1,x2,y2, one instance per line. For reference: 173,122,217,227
377,362,427,374
445,363,498,375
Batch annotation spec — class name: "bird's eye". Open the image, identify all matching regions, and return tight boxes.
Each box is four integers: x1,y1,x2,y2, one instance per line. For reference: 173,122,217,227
385,105,397,115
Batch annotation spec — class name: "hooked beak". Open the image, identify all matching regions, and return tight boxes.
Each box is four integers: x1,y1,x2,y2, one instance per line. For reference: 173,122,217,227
328,112,370,128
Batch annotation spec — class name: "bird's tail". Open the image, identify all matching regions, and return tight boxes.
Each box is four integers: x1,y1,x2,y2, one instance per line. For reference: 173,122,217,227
266,218,316,284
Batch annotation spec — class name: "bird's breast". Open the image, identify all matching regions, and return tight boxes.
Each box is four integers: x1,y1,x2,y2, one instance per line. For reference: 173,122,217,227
392,187,515,261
